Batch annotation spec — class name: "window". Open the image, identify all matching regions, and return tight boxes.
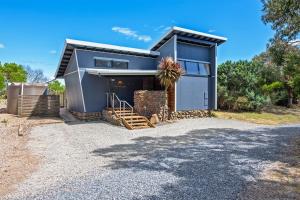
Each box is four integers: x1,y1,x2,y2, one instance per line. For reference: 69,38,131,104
198,63,210,76
178,59,211,76
94,57,129,69
112,60,128,69
95,59,111,68
185,61,199,75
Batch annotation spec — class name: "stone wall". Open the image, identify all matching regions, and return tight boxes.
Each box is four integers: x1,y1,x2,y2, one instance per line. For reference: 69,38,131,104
169,110,212,120
102,110,122,126
134,90,168,121
70,111,101,121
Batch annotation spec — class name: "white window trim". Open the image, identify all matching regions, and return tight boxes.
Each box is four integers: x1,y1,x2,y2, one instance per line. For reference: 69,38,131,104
177,58,210,64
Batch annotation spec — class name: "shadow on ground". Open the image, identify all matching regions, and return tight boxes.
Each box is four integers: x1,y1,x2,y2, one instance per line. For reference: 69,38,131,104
92,126,300,199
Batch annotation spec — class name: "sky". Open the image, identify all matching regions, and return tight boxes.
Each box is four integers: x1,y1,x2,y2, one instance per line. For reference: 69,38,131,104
0,0,274,79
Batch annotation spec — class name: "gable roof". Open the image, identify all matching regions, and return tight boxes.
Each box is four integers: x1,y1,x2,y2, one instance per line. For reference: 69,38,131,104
151,26,227,51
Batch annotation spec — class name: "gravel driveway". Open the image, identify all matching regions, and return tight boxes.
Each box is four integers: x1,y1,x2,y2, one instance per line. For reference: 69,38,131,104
4,118,300,200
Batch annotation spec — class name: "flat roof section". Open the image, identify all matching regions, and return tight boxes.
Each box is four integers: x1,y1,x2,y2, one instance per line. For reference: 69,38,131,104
55,39,160,78
151,26,227,51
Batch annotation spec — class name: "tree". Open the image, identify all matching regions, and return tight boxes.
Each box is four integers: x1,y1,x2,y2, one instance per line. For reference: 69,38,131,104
157,57,184,120
0,63,5,91
218,60,268,111
48,80,65,95
262,0,300,41
25,66,48,83
267,40,300,106
0,63,27,83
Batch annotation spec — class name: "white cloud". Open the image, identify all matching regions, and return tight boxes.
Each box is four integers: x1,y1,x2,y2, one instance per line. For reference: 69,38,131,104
49,50,57,54
0,43,5,48
154,25,171,33
208,29,216,33
112,26,152,42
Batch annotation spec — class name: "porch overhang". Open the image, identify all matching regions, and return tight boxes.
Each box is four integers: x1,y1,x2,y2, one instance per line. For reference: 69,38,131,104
86,68,158,76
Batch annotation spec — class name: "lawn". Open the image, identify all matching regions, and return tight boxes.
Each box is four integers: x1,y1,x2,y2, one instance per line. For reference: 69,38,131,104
213,106,300,125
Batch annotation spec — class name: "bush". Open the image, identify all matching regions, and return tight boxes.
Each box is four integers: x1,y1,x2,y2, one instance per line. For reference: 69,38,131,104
218,60,269,111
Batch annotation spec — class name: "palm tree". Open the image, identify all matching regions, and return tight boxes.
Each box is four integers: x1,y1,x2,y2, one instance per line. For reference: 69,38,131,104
157,57,184,120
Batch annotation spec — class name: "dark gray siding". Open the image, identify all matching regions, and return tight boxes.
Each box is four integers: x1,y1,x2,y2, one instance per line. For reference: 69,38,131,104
157,36,176,64
176,76,209,110
64,51,78,74
209,45,217,109
79,72,108,112
176,42,215,110
64,72,85,112
80,74,144,112
76,49,157,70
177,42,210,62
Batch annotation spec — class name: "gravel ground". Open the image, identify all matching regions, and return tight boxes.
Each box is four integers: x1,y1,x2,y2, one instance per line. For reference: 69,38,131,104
3,118,300,200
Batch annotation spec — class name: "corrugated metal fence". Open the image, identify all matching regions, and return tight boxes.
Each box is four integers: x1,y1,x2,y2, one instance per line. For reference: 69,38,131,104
17,95,60,117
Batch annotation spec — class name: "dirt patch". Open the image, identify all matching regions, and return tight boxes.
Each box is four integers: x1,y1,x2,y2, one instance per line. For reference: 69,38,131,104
0,107,63,197
239,138,300,199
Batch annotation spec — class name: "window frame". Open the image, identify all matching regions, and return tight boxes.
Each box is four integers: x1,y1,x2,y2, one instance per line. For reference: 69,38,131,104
94,57,129,69
178,58,211,77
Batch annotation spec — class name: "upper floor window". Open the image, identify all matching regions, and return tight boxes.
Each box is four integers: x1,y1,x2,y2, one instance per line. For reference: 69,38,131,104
178,59,210,76
94,57,129,69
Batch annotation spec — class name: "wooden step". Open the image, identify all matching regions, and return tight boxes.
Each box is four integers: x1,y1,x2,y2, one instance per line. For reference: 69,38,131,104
122,116,146,119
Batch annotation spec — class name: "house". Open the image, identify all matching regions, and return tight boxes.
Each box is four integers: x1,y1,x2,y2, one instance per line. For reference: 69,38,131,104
55,26,227,121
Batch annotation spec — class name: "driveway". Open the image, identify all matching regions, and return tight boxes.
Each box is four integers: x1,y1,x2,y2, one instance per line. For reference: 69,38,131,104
4,118,300,200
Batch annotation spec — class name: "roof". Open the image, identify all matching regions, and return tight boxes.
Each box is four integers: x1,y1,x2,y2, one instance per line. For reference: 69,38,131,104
55,39,160,78
151,26,227,51
86,68,157,76
55,26,227,78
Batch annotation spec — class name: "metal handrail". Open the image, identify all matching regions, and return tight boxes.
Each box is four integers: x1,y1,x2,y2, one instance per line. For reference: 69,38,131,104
107,93,134,122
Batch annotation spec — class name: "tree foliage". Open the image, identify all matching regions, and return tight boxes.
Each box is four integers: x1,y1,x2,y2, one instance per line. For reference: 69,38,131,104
0,71,5,91
0,62,27,83
48,80,65,95
266,40,300,106
157,57,184,120
262,0,300,41
218,60,268,111
25,66,48,83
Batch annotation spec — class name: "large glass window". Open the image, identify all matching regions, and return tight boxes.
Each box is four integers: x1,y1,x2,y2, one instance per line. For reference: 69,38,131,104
94,58,128,69
185,61,199,75
178,59,211,76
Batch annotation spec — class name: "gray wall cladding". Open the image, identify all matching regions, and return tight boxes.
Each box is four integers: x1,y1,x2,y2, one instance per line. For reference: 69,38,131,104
157,36,175,64
65,51,78,74
176,42,215,110
64,52,85,112
76,49,157,70
177,42,210,62
176,76,209,110
65,72,85,112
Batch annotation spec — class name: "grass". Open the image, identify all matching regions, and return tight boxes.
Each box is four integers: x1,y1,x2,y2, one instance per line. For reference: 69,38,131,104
213,106,300,125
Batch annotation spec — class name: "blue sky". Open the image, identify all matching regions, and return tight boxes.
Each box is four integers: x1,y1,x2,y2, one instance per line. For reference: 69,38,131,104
0,0,274,79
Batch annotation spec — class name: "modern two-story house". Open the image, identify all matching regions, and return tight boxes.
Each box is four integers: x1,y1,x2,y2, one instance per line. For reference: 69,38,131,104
55,26,227,119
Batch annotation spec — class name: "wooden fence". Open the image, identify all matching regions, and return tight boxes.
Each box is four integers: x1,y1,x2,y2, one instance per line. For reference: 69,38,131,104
17,95,60,117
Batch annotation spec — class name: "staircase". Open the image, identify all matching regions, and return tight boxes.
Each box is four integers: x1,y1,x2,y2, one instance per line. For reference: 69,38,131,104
107,93,155,130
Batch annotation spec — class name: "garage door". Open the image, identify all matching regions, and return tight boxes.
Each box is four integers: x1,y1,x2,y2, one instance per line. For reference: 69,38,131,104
176,76,209,111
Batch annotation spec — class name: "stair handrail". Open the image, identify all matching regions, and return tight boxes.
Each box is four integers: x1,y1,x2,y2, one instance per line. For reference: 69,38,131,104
107,92,133,119
121,100,134,124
